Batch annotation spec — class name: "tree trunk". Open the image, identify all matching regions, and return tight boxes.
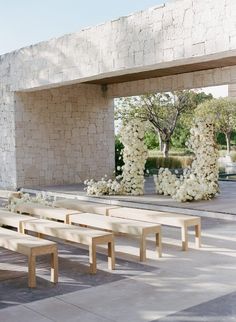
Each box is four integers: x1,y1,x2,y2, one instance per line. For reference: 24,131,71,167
157,131,163,152
225,132,231,155
162,141,170,158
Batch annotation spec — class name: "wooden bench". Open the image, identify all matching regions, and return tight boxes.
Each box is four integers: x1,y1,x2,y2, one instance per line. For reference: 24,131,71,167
15,202,80,224
54,199,201,251
107,207,201,251
0,210,115,274
0,209,39,233
69,213,162,261
54,199,119,215
0,226,58,288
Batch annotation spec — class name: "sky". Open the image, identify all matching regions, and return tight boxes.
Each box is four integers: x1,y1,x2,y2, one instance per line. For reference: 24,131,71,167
202,85,228,98
0,0,169,55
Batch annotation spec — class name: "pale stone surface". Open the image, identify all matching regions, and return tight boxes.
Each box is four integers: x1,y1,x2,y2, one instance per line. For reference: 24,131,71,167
228,83,236,97
0,0,235,91
2,214,236,321
15,84,114,187
1,0,236,188
109,66,236,98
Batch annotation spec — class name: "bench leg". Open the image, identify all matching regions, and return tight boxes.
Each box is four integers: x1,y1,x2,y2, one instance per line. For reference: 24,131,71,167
65,214,70,224
89,243,97,274
108,240,115,270
51,249,58,283
156,231,162,258
181,225,188,251
195,223,201,248
28,255,36,288
140,233,146,262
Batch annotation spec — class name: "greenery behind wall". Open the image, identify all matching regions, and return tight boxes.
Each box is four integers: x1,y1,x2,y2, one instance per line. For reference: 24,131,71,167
115,91,236,174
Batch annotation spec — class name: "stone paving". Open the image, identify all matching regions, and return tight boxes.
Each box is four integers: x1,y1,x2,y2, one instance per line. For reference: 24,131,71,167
27,179,236,218
1,194,236,321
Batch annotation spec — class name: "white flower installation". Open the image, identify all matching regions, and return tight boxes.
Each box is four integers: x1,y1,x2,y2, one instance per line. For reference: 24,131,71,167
84,119,148,196
154,120,219,202
8,191,54,212
119,119,148,195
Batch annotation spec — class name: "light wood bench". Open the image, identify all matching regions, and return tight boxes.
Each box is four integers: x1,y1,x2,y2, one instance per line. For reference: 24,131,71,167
0,227,58,288
21,219,115,274
54,199,119,216
0,210,115,274
69,213,162,261
15,202,80,224
0,209,39,233
108,207,201,251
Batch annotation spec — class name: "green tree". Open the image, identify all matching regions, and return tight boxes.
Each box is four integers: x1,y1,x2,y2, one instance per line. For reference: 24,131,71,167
144,130,159,150
115,90,213,157
173,91,213,148
195,98,236,154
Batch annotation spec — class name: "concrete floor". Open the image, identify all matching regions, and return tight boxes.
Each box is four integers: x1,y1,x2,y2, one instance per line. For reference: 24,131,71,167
1,207,236,321
25,179,236,220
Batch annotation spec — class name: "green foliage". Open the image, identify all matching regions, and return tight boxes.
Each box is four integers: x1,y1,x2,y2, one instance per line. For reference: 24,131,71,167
145,157,157,171
171,123,189,148
195,98,236,133
195,98,236,153
192,91,213,105
144,131,159,150
217,132,226,145
115,136,124,175
115,90,213,157
231,131,236,145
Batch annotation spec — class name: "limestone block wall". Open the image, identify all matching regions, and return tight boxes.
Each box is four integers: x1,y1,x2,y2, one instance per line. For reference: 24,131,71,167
0,0,236,91
14,84,114,187
0,89,17,188
109,65,236,98
1,0,236,188
228,84,236,98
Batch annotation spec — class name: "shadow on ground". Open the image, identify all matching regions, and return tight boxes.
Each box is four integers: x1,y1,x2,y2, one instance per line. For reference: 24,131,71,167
0,241,158,310
154,291,236,322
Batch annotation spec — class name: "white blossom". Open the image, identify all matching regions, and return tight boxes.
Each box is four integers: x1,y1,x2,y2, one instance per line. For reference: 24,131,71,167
154,120,219,202
84,119,148,196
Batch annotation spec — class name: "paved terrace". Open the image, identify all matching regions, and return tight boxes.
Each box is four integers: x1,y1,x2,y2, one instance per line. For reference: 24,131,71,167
0,199,236,321
25,179,236,220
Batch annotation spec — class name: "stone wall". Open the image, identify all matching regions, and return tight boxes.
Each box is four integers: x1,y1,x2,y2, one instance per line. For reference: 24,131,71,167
0,0,236,91
14,84,114,187
0,90,16,188
109,65,236,98
1,0,236,188
228,84,236,98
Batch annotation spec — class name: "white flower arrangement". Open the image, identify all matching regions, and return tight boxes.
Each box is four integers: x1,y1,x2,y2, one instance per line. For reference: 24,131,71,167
154,168,181,196
8,191,54,212
84,177,123,196
119,119,148,195
84,119,148,196
154,120,219,202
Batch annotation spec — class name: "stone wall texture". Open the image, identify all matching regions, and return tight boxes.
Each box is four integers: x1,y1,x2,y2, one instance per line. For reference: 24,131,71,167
228,84,236,98
109,65,236,98
1,0,236,91
14,84,114,187
1,0,236,188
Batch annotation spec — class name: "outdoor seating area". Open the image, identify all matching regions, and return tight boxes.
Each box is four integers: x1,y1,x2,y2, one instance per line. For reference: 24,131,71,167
15,202,162,261
1,192,236,321
1,0,236,320
54,199,201,251
0,196,201,287
0,208,115,275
